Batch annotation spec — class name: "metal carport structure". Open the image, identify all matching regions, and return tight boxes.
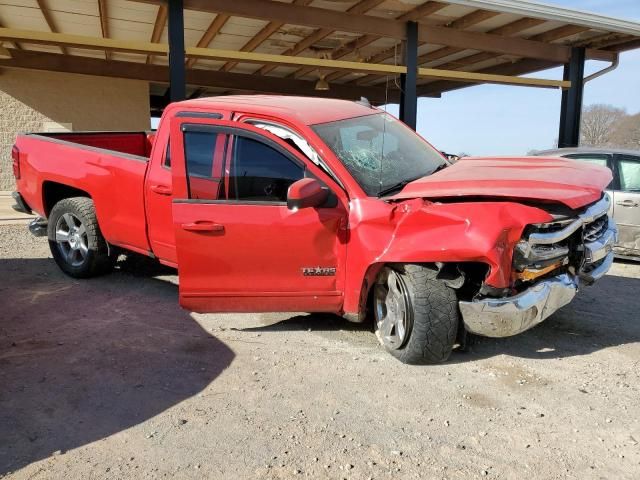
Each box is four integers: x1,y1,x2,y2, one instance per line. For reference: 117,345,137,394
0,0,639,147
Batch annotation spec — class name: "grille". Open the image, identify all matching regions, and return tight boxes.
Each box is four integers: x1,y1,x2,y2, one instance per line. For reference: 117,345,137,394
584,215,608,243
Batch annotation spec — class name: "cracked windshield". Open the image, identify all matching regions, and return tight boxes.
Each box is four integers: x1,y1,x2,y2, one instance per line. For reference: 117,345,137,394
312,112,447,196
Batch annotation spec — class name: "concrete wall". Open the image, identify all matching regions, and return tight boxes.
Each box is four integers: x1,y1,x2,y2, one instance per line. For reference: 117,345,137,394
0,69,150,190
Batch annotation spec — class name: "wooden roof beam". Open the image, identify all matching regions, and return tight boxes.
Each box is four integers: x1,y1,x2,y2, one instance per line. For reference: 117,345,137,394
187,14,230,68
136,0,405,38
1,46,568,92
0,28,573,93
417,24,592,83
220,21,282,72
354,17,548,85
0,49,399,104
0,28,168,55
146,4,167,64
360,23,593,88
0,19,20,51
411,26,593,94
296,1,450,81
417,58,560,95
133,0,611,63
429,24,590,71
220,0,314,73
0,28,574,92
343,9,504,85
36,0,66,55
98,0,110,60
607,38,640,52
0,27,613,77
257,0,386,77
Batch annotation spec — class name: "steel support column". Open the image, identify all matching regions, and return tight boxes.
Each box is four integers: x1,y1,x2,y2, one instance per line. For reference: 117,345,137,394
168,0,186,102
558,47,586,148
399,21,418,130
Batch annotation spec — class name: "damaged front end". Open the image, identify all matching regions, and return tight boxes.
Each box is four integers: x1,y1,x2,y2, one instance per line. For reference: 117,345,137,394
459,195,617,338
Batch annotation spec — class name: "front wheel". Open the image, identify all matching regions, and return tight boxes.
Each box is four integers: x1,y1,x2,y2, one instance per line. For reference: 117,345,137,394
48,197,115,278
374,264,459,364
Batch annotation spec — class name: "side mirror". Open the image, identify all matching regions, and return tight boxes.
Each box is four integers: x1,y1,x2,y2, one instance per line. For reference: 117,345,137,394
287,178,328,210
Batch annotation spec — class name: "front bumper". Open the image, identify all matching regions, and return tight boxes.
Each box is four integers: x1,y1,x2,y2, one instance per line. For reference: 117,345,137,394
459,273,579,338
460,196,617,338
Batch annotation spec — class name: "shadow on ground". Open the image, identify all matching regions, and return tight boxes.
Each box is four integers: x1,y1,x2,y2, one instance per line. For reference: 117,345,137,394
239,267,640,363
1,252,638,476
0,257,234,475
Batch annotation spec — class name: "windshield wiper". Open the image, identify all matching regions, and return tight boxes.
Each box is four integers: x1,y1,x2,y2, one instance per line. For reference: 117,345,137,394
377,180,411,197
429,162,449,175
377,163,448,197
377,174,424,197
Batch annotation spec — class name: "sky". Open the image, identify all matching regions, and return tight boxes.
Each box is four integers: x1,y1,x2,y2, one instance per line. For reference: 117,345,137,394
383,0,640,156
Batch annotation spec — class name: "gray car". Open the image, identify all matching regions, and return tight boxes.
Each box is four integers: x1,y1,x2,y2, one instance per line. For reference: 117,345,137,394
535,148,640,260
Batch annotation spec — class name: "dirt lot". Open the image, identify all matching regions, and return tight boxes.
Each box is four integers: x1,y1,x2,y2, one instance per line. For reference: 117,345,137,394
1,223,639,480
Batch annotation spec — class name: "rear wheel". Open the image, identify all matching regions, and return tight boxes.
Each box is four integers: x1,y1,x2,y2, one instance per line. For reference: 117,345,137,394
48,197,115,278
374,264,459,364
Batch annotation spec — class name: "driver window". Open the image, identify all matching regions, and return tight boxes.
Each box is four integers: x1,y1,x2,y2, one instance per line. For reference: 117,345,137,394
228,136,304,203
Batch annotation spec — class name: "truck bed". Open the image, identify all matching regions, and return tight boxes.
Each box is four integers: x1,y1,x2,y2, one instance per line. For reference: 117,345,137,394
14,131,153,256
37,131,154,158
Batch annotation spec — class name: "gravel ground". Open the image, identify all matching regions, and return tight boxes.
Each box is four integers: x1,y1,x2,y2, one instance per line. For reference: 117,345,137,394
1,223,639,480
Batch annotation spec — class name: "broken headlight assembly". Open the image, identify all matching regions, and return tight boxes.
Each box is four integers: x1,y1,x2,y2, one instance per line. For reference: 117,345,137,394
512,218,575,282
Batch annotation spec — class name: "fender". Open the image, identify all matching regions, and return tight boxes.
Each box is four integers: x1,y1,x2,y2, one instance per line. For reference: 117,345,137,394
342,197,553,315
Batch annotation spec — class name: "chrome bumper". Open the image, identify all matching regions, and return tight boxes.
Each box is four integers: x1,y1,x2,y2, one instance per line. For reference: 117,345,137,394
459,221,617,338
459,274,579,338
459,196,617,338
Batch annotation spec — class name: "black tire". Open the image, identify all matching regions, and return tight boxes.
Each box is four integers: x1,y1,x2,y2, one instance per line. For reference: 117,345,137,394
374,264,459,365
48,197,115,278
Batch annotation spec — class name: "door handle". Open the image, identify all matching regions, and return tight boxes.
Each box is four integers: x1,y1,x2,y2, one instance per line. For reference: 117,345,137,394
151,184,172,196
181,221,224,233
616,200,639,207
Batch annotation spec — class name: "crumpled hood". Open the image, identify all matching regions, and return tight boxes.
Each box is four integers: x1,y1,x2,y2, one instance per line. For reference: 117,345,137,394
391,156,612,210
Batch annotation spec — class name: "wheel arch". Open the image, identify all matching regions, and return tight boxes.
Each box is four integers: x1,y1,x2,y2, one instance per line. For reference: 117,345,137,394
42,181,92,217
344,261,491,323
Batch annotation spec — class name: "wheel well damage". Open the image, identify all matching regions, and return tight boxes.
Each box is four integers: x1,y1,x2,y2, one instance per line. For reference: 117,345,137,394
345,261,490,324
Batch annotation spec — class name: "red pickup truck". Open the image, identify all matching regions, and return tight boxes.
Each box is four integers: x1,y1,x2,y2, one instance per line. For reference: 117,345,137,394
11,95,616,364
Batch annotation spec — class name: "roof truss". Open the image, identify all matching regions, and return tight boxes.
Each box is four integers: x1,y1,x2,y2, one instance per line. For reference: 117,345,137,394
0,28,570,91
0,0,637,100
134,0,615,63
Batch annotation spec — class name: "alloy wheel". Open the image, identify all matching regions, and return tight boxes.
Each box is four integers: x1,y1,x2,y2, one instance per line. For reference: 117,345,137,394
54,213,88,267
374,268,413,350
